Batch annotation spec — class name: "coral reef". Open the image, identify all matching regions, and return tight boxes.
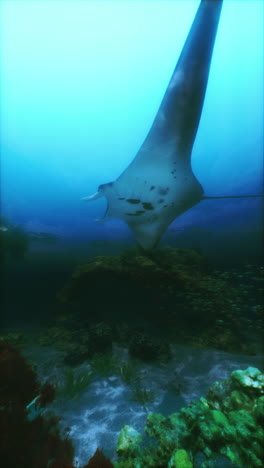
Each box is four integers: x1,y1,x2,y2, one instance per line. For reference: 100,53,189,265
57,248,209,320
115,367,264,468
57,248,262,355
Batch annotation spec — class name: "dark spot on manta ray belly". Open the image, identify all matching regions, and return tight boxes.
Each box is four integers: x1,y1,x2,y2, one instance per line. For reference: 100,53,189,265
150,186,155,191
125,210,145,216
126,199,140,204
158,199,164,203
158,187,170,195
118,197,125,200
142,202,154,210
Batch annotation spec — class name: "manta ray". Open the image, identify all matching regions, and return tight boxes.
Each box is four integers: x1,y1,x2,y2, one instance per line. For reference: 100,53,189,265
83,0,223,249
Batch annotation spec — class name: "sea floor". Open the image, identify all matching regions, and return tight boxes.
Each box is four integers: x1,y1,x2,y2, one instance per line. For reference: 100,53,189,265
6,328,262,466
1,248,263,466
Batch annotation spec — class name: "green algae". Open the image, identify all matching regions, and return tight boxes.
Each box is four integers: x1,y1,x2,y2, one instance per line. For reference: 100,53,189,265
115,367,264,468
168,449,193,468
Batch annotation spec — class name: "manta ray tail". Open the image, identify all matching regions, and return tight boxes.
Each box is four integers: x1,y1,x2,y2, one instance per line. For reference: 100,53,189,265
202,195,264,199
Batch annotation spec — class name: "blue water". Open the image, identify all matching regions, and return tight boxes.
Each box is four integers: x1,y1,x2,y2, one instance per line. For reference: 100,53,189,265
1,3,263,466
1,0,263,257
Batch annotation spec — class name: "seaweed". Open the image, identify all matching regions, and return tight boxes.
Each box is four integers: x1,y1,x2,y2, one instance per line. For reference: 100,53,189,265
90,352,119,377
130,384,156,410
55,368,94,399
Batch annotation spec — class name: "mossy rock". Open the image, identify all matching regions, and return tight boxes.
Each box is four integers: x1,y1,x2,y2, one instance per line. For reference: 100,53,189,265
231,367,264,394
230,390,252,410
253,395,264,423
116,425,142,455
57,247,256,354
57,248,208,317
116,368,264,468
168,449,193,468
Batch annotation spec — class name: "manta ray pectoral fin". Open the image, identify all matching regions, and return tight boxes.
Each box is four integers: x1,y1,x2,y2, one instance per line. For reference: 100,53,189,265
82,191,108,222
82,182,116,222
95,216,108,223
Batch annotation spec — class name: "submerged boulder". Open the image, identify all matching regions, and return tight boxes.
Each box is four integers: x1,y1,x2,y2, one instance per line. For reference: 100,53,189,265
231,367,264,394
58,247,208,316
117,425,142,455
57,247,255,354
128,331,171,362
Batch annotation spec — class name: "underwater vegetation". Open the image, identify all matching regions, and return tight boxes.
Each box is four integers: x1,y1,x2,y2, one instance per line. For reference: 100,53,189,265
2,246,262,466
54,367,94,400
115,367,264,468
2,337,263,467
90,352,119,377
130,385,156,411
117,361,139,385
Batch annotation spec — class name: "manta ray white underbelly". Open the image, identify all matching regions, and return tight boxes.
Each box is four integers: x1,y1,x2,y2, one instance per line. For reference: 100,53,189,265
83,0,223,249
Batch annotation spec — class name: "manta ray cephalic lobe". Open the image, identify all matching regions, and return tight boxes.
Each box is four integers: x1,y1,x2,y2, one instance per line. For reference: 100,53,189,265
83,0,223,249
